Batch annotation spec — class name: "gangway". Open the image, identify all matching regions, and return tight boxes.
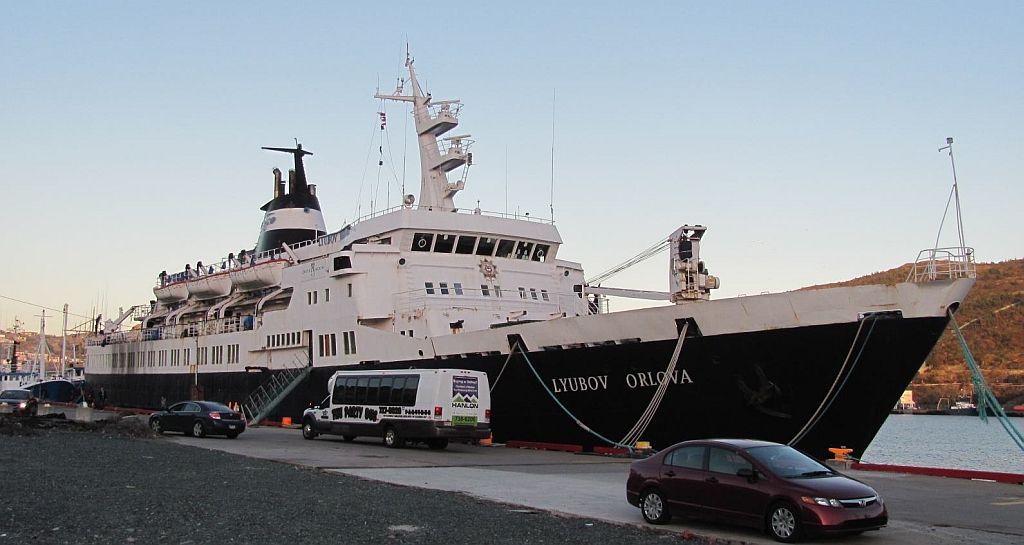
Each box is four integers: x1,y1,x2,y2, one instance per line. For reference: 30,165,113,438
242,354,311,426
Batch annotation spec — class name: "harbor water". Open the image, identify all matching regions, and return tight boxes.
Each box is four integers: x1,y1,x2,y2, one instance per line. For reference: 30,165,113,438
861,414,1024,474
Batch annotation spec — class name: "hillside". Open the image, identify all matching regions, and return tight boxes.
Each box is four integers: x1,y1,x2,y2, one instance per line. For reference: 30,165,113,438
805,258,1024,408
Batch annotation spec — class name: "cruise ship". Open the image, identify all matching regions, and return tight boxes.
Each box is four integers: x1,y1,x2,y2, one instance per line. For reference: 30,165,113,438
84,54,975,458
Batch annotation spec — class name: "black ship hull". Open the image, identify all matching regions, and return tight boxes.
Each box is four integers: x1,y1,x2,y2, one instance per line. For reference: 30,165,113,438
87,312,947,459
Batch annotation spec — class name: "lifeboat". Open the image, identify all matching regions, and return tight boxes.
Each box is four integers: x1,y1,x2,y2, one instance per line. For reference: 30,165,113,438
153,281,189,303
230,258,288,292
186,271,232,300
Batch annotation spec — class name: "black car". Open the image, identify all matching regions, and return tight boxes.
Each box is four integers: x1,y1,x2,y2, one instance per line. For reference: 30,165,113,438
149,401,245,438
0,389,39,416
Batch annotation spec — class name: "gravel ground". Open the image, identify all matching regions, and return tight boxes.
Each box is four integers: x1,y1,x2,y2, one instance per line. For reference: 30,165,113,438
0,416,721,545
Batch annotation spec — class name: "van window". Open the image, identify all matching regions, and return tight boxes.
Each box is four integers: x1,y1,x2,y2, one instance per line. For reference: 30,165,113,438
389,377,406,404
355,377,369,404
379,377,394,404
401,376,419,405
367,377,381,405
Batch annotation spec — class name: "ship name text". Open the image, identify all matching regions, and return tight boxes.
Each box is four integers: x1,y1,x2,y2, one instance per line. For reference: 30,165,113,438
551,369,693,393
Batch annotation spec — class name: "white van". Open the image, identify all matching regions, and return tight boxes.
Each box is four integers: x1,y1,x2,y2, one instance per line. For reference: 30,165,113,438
301,368,491,449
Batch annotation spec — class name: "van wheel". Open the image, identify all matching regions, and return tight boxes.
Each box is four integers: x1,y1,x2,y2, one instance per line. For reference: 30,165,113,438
383,427,404,448
342,435,356,442
767,501,802,543
302,419,318,440
426,438,448,450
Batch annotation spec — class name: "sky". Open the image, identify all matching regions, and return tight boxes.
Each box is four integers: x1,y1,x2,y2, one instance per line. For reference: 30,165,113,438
1,1,1022,332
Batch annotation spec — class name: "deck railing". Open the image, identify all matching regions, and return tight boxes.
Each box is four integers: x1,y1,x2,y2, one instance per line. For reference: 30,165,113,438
907,247,977,283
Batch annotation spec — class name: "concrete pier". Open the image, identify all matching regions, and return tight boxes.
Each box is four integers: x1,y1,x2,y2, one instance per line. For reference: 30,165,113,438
168,427,1024,545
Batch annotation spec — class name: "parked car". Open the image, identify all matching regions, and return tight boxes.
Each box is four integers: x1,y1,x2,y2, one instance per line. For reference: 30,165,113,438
0,389,39,416
149,401,245,439
626,439,887,542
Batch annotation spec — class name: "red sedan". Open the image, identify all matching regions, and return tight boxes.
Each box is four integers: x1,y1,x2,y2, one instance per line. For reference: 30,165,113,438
626,439,886,542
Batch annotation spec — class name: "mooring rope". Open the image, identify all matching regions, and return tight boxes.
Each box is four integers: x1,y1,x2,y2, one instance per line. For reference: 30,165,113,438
619,322,690,447
948,311,1024,453
512,341,632,450
788,314,879,447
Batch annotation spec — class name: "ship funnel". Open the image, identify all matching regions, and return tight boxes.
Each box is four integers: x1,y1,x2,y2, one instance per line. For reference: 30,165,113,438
273,168,283,198
257,143,327,253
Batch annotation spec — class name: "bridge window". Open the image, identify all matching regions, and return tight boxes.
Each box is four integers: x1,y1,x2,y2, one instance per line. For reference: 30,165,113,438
434,234,456,253
425,282,435,295
481,285,490,297
533,244,550,262
495,239,516,258
455,236,476,254
476,237,497,256
439,282,450,295
411,232,434,252
515,241,534,260
453,282,464,295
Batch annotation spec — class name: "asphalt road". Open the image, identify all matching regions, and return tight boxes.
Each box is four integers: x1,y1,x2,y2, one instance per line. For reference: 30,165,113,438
165,425,1024,545
3,418,1022,545
0,420,686,545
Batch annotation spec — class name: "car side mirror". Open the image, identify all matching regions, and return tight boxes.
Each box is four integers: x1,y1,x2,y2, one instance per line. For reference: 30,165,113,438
737,467,758,483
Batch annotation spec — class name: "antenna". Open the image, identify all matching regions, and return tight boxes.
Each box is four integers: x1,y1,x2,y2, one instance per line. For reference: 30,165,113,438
550,88,556,222
504,145,509,215
932,137,967,255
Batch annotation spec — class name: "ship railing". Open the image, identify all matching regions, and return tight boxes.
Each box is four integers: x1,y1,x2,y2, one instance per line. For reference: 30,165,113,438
907,247,977,283
350,203,555,225
427,101,462,121
88,315,255,346
393,286,584,316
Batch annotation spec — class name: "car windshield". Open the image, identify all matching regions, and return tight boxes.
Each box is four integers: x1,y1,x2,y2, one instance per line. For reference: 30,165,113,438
746,445,833,478
1,390,30,400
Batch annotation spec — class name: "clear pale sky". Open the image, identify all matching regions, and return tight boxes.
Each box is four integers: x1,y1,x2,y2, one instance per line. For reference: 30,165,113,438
2,2,1021,332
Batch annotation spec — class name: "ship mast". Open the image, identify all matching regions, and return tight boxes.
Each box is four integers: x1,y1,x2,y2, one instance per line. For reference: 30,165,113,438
375,51,472,211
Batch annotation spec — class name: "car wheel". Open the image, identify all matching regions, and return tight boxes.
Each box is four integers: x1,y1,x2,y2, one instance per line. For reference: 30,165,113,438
383,426,404,448
150,418,163,434
192,421,207,438
767,501,802,543
342,435,356,442
301,419,318,440
226,432,239,439
640,489,671,524
426,438,449,450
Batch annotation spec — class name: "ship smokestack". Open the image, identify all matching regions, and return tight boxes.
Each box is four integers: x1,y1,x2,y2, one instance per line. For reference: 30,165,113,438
288,169,296,195
273,168,283,198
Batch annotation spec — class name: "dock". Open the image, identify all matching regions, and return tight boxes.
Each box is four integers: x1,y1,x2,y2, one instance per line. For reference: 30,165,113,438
167,426,1023,545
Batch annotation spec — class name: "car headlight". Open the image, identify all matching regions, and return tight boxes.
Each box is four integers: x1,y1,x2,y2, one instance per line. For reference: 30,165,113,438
18,402,28,409
802,496,842,507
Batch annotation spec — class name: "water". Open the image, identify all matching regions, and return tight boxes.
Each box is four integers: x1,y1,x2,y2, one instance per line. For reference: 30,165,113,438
861,414,1024,474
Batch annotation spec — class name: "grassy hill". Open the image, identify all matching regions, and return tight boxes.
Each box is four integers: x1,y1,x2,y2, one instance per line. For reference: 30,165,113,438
805,258,1024,408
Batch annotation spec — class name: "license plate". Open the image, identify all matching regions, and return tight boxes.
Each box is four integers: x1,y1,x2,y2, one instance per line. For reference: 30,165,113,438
451,415,477,427
229,425,237,429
